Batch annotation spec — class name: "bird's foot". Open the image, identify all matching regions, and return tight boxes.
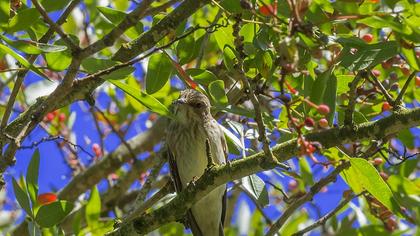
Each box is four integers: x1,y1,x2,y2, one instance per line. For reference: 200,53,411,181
206,161,217,172
188,176,199,187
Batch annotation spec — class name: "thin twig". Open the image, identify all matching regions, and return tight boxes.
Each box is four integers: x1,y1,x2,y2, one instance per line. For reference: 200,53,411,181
292,191,361,236
232,14,288,169
19,135,95,158
80,22,227,81
395,71,417,106
31,0,80,52
368,70,394,105
265,161,351,236
94,106,137,159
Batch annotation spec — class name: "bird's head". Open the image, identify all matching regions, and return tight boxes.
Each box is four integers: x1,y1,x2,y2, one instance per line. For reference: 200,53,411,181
172,89,211,124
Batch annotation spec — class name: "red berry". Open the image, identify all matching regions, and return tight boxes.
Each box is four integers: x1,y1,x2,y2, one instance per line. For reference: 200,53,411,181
373,157,383,165
259,4,276,16
384,218,398,232
342,190,353,199
45,113,55,122
381,61,392,70
362,34,373,43
318,118,329,128
382,102,391,111
317,104,330,115
306,144,316,154
288,179,298,191
58,113,66,122
380,171,389,181
148,113,158,122
415,76,420,87
92,143,102,157
304,117,315,127
37,193,57,205
400,66,410,76
372,69,381,77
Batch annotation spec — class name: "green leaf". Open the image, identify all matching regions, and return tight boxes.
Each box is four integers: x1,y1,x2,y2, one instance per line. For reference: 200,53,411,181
81,57,134,80
396,128,415,149
219,124,242,155
26,149,40,204
0,43,48,80
12,178,32,217
85,186,100,228
336,74,354,94
6,8,40,33
341,158,400,215
0,0,8,27
387,175,420,196
223,46,237,72
310,67,334,105
97,6,126,24
213,22,234,51
357,16,412,35
145,53,173,94
298,158,314,186
35,200,74,228
401,47,420,71
39,0,71,12
0,35,67,54
45,51,72,71
256,50,273,79
323,72,337,124
109,80,173,118
338,40,398,71
176,32,204,65
186,69,218,86
242,174,269,207
45,36,79,71
208,80,228,106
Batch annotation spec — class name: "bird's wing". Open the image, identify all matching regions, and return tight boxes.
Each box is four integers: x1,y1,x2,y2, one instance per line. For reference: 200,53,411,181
220,130,228,235
168,149,203,236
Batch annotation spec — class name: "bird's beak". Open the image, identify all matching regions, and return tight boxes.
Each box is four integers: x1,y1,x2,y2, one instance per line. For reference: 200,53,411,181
172,98,187,105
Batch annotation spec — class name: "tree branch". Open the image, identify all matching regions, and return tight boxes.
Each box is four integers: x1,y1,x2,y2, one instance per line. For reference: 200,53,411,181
112,0,215,62
31,0,80,52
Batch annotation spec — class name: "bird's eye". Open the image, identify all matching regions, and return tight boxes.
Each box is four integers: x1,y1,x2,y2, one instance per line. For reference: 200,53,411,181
192,102,204,108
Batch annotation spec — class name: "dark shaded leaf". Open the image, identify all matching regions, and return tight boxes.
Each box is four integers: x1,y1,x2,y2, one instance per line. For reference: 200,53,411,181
35,200,74,227
109,80,173,118
145,53,173,94
26,149,40,204
12,178,32,217
242,174,269,207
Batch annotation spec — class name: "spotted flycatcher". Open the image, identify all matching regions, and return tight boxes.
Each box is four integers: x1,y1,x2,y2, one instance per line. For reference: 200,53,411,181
167,89,227,236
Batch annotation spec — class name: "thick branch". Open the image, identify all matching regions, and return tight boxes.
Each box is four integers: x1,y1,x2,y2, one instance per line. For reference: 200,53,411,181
112,0,214,62
107,107,420,235
58,118,166,201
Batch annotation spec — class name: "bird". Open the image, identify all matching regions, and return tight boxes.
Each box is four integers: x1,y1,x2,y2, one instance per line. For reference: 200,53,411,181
166,89,227,236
